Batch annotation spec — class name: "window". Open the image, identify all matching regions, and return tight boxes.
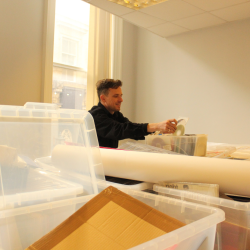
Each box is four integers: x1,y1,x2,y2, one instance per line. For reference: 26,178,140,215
46,0,116,109
61,37,78,66
52,0,90,110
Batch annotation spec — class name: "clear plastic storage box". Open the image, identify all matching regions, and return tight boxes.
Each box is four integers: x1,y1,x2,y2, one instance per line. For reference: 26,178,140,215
154,185,250,250
118,141,181,155
0,104,223,250
0,104,106,211
145,134,207,156
0,189,224,250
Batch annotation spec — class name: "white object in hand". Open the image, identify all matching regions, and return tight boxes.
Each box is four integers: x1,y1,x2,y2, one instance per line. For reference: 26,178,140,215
173,117,189,136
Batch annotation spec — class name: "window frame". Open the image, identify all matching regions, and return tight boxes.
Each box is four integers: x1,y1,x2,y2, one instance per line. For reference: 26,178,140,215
41,0,56,103
43,0,122,109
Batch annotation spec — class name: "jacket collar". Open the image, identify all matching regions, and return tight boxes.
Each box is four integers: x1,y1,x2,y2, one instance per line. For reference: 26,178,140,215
98,102,112,116
98,102,118,117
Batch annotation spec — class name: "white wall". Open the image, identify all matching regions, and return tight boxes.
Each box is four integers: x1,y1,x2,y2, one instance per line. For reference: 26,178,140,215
0,0,45,106
131,19,250,144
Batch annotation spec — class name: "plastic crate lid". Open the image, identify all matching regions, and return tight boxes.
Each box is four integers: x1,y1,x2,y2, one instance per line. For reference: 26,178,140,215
24,102,59,110
0,104,105,209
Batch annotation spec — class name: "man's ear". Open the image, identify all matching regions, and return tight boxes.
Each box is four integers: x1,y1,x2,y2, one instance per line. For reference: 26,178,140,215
100,94,106,103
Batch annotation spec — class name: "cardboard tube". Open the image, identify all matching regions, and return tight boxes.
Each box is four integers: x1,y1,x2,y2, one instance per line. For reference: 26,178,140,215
52,145,89,173
100,148,250,197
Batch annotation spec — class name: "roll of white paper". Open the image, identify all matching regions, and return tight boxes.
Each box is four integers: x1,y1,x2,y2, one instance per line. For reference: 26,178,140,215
51,145,104,178
52,144,89,173
51,145,104,194
50,145,250,196
100,148,250,197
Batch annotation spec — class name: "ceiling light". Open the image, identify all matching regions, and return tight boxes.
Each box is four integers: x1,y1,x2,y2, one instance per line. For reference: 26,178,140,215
108,0,169,10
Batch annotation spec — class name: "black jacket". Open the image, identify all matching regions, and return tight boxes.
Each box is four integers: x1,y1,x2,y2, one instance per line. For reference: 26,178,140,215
89,102,149,148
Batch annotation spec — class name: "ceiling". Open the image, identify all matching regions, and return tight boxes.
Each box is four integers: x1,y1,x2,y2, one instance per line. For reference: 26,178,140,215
83,0,250,38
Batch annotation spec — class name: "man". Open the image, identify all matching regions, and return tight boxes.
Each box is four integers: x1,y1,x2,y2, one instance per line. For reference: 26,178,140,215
89,79,177,148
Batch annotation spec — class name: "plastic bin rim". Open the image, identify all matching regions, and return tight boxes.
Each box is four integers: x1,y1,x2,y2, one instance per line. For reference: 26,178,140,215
0,189,225,219
0,104,89,117
153,184,250,211
123,189,224,249
0,190,225,250
0,194,96,218
123,188,224,214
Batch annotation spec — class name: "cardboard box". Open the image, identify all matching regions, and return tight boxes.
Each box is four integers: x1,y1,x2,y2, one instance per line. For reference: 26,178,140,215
26,186,185,250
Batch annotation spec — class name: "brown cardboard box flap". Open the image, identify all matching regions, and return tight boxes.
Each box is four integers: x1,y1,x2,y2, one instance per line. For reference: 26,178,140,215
26,186,185,250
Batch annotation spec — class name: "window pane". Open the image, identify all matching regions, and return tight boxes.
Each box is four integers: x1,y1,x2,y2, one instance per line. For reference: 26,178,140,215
61,54,69,65
53,0,90,110
62,39,69,53
69,40,77,55
69,55,75,66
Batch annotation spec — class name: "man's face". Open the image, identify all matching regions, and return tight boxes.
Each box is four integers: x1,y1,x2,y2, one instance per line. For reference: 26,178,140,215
101,87,123,114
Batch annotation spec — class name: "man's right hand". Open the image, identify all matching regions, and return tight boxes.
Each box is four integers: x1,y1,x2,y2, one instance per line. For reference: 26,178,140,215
147,119,177,134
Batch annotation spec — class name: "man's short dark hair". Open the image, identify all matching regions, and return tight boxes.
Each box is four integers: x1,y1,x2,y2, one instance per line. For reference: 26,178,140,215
96,79,122,101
